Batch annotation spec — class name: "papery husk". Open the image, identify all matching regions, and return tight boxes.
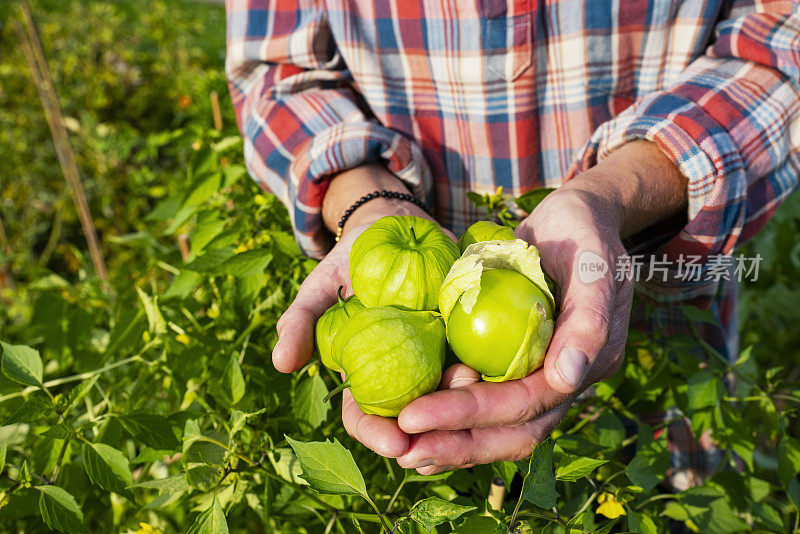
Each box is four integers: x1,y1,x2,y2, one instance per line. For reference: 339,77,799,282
438,239,555,382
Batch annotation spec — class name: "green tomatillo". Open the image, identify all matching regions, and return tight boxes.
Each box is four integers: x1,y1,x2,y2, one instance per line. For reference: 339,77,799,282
315,287,365,373
324,306,446,417
439,239,556,382
457,220,517,253
350,215,459,311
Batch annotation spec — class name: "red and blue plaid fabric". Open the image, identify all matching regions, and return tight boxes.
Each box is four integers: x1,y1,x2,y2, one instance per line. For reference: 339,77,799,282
226,0,800,483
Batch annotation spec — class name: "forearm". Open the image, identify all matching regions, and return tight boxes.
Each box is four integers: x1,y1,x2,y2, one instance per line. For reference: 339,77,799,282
563,141,688,239
322,163,431,237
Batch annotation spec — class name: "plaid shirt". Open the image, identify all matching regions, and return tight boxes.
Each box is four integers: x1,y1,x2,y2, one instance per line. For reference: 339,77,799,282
226,0,799,481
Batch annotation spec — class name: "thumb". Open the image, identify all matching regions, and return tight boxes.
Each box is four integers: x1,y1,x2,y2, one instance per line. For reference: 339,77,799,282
542,254,616,395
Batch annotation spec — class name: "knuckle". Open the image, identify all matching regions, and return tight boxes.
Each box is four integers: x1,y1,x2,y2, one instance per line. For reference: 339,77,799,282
576,305,612,346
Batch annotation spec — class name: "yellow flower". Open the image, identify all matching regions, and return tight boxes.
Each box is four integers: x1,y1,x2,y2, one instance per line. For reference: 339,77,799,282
136,522,162,534
596,492,626,519
175,333,190,345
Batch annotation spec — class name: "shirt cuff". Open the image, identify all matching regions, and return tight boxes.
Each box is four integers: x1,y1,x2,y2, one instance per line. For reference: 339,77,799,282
570,91,748,306
286,121,434,259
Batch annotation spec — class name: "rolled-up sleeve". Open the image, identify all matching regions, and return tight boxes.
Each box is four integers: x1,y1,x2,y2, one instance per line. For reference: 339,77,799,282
226,0,432,258
574,2,800,264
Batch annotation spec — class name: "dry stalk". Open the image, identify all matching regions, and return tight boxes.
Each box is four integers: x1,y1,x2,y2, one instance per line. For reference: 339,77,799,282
210,91,223,131
16,3,109,282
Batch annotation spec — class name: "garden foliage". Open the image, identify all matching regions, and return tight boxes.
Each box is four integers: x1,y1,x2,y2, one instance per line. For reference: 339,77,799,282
0,2,798,532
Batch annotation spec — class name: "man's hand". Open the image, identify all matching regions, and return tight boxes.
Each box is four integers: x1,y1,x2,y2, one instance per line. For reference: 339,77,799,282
393,141,687,473
272,162,439,458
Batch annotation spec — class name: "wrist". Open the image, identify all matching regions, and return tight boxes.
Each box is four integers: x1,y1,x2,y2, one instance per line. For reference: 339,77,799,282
565,141,687,238
321,163,432,239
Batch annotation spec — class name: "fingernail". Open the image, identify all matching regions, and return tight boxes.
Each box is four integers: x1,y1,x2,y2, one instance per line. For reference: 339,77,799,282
407,459,435,469
449,377,479,388
418,464,447,476
556,347,588,387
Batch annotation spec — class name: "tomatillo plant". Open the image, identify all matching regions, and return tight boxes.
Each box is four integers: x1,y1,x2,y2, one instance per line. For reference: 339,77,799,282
350,215,459,311
439,239,555,381
324,306,446,417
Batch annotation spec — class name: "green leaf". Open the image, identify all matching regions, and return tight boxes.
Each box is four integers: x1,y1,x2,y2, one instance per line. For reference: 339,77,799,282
626,508,658,534
625,454,660,492
555,457,607,481
519,438,559,509
687,371,721,411
214,248,273,277
751,500,783,531
82,442,135,500
285,436,368,498
679,305,718,325
119,413,180,450
514,188,555,213
217,354,245,405
136,287,167,335
778,435,800,485
492,461,517,489
595,411,625,449
183,247,235,273
0,341,43,387
37,485,86,533
0,442,6,476
129,474,189,495
452,515,505,533
3,394,53,425
787,477,800,511
291,374,329,431
268,448,308,486
409,497,477,532
187,493,229,534
66,375,99,408
40,422,74,440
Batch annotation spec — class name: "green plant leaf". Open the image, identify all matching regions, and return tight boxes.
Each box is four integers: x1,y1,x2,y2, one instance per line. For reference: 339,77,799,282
778,435,800,486
451,515,504,533
687,371,721,411
626,508,658,534
0,442,6,477
187,493,229,534
555,457,607,481
119,412,180,450
285,436,368,498
291,374,329,431
214,248,272,277
217,354,245,405
519,438,559,509
409,497,477,532
514,188,555,213
751,500,783,531
82,442,135,501
625,454,660,492
40,422,74,440
0,341,43,387
3,394,53,425
136,287,167,335
679,305,718,325
37,485,86,533
787,477,800,511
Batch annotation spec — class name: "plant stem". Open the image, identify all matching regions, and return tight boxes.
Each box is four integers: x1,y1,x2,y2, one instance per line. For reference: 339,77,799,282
364,495,391,532
385,472,408,514
0,355,143,403
324,379,350,403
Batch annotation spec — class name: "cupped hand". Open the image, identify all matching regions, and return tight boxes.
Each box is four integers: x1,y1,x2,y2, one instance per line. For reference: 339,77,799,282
272,196,452,458
395,182,635,473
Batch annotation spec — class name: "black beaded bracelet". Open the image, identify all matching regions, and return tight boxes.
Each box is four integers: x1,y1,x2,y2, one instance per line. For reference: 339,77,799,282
335,190,429,241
